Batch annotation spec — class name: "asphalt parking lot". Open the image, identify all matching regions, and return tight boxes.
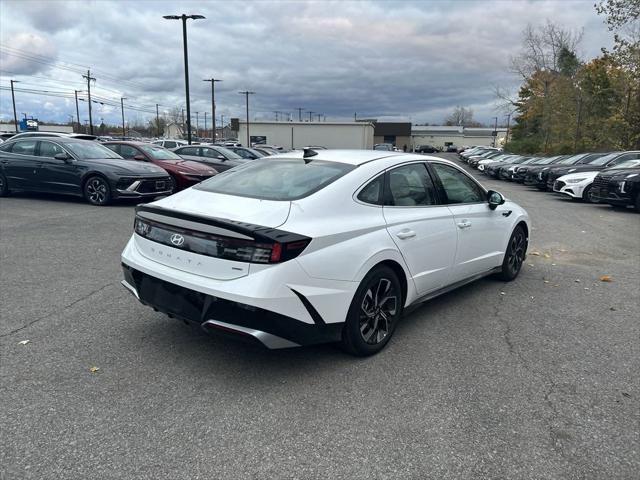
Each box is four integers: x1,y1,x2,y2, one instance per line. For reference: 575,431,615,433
1,153,638,479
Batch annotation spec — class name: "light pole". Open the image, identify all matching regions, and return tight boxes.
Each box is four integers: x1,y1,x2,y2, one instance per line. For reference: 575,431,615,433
203,78,222,141
10,80,19,132
239,91,255,146
204,111,207,140
120,97,127,139
308,111,314,122
156,103,161,138
74,90,81,134
195,111,199,138
163,14,205,144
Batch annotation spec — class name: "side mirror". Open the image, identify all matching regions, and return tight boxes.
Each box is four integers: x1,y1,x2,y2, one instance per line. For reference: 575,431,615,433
487,190,505,210
133,154,146,161
54,152,72,162
217,155,226,160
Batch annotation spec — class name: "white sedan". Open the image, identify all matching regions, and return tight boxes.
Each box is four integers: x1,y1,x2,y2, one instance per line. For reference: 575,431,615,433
121,150,530,356
552,171,600,202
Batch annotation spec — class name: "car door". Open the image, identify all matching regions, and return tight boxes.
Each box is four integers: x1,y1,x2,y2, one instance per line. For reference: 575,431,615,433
200,146,230,170
429,162,509,282
35,140,81,194
1,140,40,190
381,162,458,295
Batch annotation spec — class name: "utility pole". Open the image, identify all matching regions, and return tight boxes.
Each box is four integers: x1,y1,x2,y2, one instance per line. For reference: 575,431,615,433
308,111,314,122
354,112,357,122
505,112,511,145
10,80,19,132
163,14,206,144
238,91,255,146
273,111,279,121
156,103,160,137
82,70,96,135
492,116,498,147
203,78,221,141
120,97,127,139
220,114,224,135
204,111,207,139
195,111,199,138
74,90,80,134
296,107,303,122
316,114,322,122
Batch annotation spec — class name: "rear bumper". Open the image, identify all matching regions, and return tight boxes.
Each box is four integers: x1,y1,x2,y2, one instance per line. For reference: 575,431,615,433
120,235,356,348
121,264,342,348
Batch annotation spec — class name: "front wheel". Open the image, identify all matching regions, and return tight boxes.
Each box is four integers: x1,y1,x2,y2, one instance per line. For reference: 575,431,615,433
582,185,596,203
341,266,403,356
0,173,8,197
83,176,111,206
497,225,527,281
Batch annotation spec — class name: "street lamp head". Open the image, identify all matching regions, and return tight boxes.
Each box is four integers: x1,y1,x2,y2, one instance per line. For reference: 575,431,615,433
163,14,205,20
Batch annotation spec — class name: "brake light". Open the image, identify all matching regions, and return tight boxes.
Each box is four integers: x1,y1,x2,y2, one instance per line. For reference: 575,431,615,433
134,216,310,264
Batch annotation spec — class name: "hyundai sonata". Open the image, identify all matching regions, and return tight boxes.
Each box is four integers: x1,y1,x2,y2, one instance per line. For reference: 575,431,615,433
121,150,530,355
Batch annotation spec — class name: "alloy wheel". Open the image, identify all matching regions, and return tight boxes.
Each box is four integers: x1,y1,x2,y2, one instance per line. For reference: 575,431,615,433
86,178,108,204
359,278,398,345
507,229,526,274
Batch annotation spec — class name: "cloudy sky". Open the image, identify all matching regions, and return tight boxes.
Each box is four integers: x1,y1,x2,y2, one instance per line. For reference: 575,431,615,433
0,0,614,128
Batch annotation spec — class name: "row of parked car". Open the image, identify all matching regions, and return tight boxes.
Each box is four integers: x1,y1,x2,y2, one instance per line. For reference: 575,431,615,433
0,132,292,206
457,146,640,211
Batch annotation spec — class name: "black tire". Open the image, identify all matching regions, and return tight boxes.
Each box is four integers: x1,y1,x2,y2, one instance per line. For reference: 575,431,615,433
83,175,111,206
0,172,8,197
341,265,403,356
582,185,596,203
497,225,527,281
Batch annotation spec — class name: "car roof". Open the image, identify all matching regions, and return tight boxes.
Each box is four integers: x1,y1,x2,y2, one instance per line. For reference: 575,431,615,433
273,149,448,166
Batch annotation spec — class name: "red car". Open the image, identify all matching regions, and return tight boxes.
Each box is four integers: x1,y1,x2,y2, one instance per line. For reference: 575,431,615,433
103,141,217,191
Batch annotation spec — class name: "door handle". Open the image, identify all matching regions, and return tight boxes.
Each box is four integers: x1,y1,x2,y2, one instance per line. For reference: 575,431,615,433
396,230,416,239
457,220,472,229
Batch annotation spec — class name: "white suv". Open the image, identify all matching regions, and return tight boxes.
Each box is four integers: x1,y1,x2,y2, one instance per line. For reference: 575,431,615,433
121,150,529,355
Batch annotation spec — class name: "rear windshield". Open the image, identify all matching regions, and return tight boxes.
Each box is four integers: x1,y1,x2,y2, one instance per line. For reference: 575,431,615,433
140,145,182,160
195,158,355,200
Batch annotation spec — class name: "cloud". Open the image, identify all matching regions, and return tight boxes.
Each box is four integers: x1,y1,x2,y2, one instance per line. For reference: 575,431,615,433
1,32,58,75
0,0,615,126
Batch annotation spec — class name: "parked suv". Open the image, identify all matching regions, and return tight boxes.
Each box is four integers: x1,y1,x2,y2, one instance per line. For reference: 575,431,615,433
591,161,640,211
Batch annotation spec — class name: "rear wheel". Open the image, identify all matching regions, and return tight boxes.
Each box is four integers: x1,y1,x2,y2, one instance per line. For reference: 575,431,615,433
83,176,111,206
497,225,527,281
0,173,8,197
341,266,402,356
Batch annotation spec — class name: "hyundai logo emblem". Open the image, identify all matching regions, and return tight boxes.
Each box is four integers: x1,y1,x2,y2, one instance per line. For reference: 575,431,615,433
170,233,185,247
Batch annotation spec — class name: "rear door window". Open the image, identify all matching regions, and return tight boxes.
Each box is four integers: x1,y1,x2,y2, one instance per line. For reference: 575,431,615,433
386,163,437,206
10,140,37,155
38,141,65,157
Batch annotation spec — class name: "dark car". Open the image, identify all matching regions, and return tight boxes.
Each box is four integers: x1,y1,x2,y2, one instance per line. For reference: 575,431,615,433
173,144,248,172
0,137,171,205
415,145,439,153
591,160,640,211
483,155,527,177
544,151,639,190
513,155,563,183
103,141,217,192
226,146,265,160
524,153,600,190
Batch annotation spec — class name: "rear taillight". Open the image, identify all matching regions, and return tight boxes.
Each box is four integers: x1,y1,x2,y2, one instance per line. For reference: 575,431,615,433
134,216,310,264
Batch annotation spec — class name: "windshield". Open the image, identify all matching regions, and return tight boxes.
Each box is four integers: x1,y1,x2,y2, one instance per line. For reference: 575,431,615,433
587,152,621,166
557,155,585,165
537,156,559,164
195,158,355,200
62,141,122,159
609,159,640,169
140,145,182,160
209,146,242,159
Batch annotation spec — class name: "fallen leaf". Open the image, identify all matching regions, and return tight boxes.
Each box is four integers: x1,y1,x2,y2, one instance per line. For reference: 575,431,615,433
18,340,30,346
530,251,541,256
543,280,550,284
89,366,100,373
575,279,581,283
584,287,590,290
543,253,551,258
559,249,567,253
528,263,535,267
500,292,506,295
600,275,613,282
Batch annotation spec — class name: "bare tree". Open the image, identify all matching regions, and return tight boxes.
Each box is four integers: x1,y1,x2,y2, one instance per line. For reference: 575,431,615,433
510,21,584,79
445,106,475,126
